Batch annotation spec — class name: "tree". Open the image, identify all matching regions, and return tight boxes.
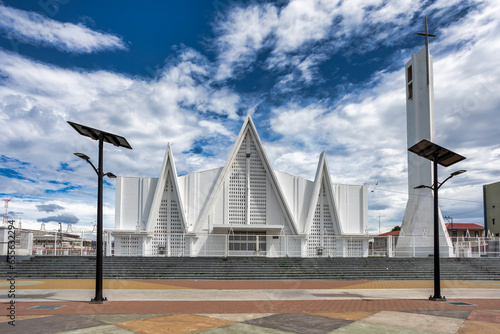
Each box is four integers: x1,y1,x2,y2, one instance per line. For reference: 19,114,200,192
391,225,401,232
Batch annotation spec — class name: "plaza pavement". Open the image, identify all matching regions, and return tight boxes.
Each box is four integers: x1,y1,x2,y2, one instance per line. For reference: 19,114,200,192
1,279,500,333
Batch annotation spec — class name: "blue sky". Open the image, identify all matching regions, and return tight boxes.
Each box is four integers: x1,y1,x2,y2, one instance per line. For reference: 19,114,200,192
1,0,499,233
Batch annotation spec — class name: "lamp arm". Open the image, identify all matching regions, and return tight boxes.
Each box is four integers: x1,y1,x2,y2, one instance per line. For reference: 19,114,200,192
414,185,433,190
85,160,99,176
437,174,454,190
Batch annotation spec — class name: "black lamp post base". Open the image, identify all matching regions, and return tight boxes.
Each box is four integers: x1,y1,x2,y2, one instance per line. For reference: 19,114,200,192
90,297,108,304
429,295,446,301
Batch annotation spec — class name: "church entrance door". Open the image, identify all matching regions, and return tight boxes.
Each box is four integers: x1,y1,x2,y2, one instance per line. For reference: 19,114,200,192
228,231,266,256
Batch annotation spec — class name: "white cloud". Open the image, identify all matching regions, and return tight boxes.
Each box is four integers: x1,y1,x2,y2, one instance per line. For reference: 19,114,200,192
199,120,235,138
214,4,278,80
273,0,338,52
0,47,240,170
0,47,241,227
8,197,105,233
213,0,427,84
0,4,127,53
264,0,500,231
213,0,488,93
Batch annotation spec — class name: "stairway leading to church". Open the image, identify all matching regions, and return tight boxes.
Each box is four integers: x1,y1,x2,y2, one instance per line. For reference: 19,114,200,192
4,256,500,280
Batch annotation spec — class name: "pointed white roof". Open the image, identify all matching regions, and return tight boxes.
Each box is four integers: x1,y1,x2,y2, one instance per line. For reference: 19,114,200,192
145,144,187,233
194,115,298,234
303,152,343,235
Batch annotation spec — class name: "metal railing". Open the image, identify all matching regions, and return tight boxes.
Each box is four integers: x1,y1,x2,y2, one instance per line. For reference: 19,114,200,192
370,235,500,258
6,233,498,258
113,233,370,258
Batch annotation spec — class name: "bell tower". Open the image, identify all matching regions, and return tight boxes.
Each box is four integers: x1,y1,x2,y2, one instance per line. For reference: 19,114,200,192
398,18,453,256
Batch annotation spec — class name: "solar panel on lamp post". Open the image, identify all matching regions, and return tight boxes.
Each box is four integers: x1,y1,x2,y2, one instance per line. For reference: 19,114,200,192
68,121,132,304
408,139,466,301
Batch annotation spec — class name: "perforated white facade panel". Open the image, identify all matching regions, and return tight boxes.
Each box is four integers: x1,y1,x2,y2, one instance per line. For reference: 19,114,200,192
308,181,336,257
249,134,267,225
114,235,142,256
228,135,247,224
152,171,184,255
228,132,267,225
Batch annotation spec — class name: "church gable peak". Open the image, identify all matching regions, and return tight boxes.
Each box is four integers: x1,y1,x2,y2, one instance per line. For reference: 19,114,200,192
146,145,187,234
193,116,298,234
304,152,342,235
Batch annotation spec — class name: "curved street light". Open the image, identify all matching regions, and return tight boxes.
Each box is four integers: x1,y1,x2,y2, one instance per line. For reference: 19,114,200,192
414,170,466,191
408,139,466,301
69,121,132,304
74,153,117,179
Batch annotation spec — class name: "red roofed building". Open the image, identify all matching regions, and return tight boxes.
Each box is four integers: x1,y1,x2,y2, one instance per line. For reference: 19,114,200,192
446,223,485,240
377,223,485,239
378,230,401,237
374,223,485,255
373,230,401,253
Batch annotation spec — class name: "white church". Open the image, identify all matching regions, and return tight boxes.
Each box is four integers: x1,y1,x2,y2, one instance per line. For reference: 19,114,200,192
110,21,461,258
111,116,369,257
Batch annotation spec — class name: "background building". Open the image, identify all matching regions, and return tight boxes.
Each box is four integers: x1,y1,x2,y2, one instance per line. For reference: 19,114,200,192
484,181,500,237
446,223,485,242
376,223,486,257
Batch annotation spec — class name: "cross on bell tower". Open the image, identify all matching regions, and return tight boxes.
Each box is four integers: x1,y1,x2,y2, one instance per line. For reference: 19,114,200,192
417,16,436,85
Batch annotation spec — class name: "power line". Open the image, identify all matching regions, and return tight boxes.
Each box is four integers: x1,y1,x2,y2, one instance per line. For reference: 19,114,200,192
447,209,483,216
366,186,483,204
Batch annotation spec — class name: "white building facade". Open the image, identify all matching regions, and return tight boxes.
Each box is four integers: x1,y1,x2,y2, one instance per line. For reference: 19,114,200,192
111,116,369,257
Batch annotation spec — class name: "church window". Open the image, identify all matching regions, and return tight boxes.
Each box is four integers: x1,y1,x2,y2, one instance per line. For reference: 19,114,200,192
407,65,413,100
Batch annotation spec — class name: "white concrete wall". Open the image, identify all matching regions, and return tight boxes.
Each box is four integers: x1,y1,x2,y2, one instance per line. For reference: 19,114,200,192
266,177,291,233
333,184,367,235
398,47,453,253
116,175,367,237
274,170,314,233
178,167,221,232
115,176,158,230
406,48,434,195
116,168,367,243
403,47,436,237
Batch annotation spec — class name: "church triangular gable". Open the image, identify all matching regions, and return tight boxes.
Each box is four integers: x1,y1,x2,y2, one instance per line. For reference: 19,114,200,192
194,115,298,234
146,144,187,242
304,152,343,236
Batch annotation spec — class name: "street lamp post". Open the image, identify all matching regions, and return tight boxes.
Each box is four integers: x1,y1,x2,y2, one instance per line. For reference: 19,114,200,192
68,121,132,304
409,139,466,301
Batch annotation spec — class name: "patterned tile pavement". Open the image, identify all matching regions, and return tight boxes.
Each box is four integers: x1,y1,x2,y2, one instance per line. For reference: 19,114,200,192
2,310,500,333
1,280,499,333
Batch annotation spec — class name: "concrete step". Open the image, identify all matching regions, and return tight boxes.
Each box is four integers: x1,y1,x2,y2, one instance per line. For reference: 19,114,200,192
3,256,499,280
